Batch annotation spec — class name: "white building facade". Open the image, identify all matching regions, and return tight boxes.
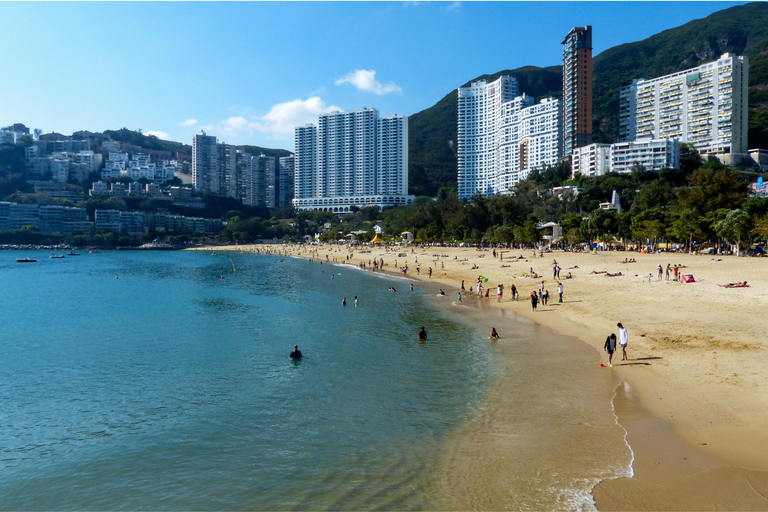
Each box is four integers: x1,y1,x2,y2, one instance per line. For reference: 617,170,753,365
458,76,563,200
572,139,680,176
619,53,749,155
293,108,412,213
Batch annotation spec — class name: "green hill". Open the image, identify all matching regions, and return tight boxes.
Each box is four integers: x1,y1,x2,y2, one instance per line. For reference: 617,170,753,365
70,128,292,161
408,1,768,195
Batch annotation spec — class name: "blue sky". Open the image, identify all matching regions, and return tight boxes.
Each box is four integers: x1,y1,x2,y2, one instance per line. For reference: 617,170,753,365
0,1,749,150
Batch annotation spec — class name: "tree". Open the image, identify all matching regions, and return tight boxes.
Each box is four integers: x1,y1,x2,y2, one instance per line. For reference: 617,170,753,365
671,208,705,250
716,209,754,255
675,166,748,216
679,143,701,173
587,209,618,243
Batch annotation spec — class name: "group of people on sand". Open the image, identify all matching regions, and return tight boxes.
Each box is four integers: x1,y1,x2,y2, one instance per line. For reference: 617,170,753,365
603,322,629,366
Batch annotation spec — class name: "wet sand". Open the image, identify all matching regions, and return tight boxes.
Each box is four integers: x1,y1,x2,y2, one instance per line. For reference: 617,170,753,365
192,244,768,509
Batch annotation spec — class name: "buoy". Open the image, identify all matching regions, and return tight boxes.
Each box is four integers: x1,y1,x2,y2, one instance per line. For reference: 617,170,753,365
220,276,224,279
115,276,119,279
600,363,605,367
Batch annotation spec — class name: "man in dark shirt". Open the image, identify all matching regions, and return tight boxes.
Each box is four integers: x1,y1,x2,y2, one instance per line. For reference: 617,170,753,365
418,327,427,340
290,345,302,359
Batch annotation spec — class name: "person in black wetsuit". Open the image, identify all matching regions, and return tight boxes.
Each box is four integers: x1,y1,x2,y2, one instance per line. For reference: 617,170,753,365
290,345,302,359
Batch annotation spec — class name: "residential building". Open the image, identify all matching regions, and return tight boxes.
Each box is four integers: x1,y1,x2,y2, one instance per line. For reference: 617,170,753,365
192,132,220,194
619,53,749,155
562,25,593,158
457,76,563,200
293,109,413,213
571,143,610,177
235,151,254,205
610,138,680,174
255,154,276,208
0,202,89,233
95,209,122,232
90,181,109,196
278,155,295,208
572,139,680,176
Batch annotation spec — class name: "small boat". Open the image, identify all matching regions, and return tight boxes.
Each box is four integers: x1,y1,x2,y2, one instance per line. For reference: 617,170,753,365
68,251,81,256
50,253,66,259
16,258,37,263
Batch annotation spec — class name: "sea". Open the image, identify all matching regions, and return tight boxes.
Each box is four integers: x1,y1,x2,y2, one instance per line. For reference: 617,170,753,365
0,250,633,510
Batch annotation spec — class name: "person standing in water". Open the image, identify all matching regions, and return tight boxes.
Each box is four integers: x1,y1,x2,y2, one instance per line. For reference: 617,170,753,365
489,327,499,340
418,326,427,340
289,345,302,359
342,297,347,306
604,333,616,366
354,296,359,307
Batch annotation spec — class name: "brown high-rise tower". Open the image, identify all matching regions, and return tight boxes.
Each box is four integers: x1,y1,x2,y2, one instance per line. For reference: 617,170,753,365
562,25,592,160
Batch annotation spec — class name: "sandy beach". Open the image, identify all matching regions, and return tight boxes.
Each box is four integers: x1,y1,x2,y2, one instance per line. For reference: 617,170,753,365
192,243,768,509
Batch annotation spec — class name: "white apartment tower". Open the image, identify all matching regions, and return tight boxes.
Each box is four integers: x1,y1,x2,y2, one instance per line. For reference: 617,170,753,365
619,53,749,155
295,125,317,200
192,133,219,194
458,76,563,200
377,115,408,196
293,108,412,213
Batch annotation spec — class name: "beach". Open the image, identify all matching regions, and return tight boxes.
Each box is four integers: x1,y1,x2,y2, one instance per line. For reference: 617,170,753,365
199,243,768,509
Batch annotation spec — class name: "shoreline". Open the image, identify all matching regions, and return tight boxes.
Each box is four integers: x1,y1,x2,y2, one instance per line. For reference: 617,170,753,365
191,243,768,509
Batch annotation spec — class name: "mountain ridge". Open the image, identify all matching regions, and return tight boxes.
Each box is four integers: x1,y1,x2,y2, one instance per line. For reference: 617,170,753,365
408,1,768,196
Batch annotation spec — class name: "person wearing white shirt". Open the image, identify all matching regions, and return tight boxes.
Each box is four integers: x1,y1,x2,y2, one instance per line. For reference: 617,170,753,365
617,322,628,361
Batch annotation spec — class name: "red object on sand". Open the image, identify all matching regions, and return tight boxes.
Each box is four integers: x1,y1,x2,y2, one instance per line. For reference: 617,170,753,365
682,274,695,283
600,363,605,367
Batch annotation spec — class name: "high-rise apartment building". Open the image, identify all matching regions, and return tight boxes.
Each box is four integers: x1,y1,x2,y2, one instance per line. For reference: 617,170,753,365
293,108,412,213
457,77,563,200
278,156,295,208
192,133,220,194
562,25,593,158
193,132,293,208
235,151,253,206
294,125,317,200
619,53,749,155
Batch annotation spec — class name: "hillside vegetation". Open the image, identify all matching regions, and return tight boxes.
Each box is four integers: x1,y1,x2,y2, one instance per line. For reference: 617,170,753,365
408,1,768,195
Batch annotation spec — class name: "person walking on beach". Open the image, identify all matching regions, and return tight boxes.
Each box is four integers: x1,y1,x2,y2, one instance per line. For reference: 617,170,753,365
457,291,462,303
657,264,663,281
617,323,628,361
604,333,616,366
511,284,518,301
531,291,538,312
428,267,432,278
497,284,503,302
461,280,465,292
558,282,564,303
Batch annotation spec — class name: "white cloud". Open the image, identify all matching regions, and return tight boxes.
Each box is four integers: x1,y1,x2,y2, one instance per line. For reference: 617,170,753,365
334,69,403,96
178,118,198,127
256,97,341,136
147,131,170,140
203,97,341,144
446,1,461,12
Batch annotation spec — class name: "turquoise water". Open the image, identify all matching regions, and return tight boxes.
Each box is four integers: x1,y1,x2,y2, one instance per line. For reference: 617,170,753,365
0,250,496,510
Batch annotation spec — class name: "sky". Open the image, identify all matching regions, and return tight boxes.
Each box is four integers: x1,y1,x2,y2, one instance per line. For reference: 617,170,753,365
0,1,750,151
